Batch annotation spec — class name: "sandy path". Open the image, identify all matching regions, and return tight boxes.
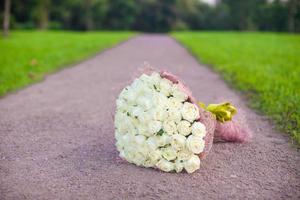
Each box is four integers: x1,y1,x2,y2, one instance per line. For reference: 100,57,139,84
0,35,299,200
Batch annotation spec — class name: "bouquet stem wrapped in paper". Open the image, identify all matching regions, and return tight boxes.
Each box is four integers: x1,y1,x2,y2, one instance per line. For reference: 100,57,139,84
114,68,251,173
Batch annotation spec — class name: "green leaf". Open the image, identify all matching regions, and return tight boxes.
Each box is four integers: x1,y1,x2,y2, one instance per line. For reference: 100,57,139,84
157,128,164,136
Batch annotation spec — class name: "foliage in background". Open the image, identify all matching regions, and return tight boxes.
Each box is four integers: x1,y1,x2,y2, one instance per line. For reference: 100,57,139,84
173,32,300,144
0,31,134,96
1,0,299,32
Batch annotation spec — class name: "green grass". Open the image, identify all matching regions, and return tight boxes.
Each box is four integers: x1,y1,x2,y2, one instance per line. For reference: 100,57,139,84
0,30,134,96
173,31,300,144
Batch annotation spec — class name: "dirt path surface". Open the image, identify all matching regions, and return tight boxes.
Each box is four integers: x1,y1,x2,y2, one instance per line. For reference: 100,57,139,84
0,35,299,200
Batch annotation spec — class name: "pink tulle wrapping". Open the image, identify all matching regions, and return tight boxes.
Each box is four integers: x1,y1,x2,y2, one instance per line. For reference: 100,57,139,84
214,120,252,143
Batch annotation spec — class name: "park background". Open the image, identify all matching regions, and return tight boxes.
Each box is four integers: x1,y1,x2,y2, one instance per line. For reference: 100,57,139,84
1,0,299,32
1,0,299,144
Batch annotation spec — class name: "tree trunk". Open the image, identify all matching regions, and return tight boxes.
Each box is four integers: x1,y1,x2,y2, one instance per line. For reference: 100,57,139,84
287,0,297,32
38,0,50,30
3,0,11,37
85,0,94,30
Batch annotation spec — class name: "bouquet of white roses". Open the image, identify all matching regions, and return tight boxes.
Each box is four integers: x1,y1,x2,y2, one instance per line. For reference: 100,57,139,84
114,69,250,173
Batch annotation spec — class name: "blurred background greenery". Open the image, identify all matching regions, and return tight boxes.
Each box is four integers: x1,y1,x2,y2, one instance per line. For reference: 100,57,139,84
1,0,300,33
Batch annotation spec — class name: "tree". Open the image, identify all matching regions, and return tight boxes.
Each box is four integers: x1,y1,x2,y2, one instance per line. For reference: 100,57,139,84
84,0,94,30
103,0,137,30
3,0,11,37
2,0,299,32
175,0,201,30
221,0,267,30
295,0,300,32
134,0,177,32
34,0,50,30
287,0,298,32
254,0,289,32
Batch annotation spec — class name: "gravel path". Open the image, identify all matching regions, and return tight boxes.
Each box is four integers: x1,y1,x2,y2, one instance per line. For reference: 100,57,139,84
0,35,299,200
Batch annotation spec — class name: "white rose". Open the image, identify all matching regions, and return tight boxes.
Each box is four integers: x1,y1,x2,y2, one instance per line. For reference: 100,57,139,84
155,134,171,147
160,78,172,96
152,93,168,107
167,109,182,123
114,112,125,128
143,159,155,168
148,120,162,134
125,150,136,163
131,106,144,118
181,102,199,122
184,155,201,173
134,135,146,145
131,78,143,89
186,135,205,154
116,140,123,152
161,146,177,161
163,120,177,135
149,72,162,87
156,159,174,172
151,107,168,121
172,84,188,102
177,120,192,136
116,98,127,111
177,148,193,161
131,79,146,95
136,96,153,110
119,87,129,99
121,134,132,146
174,159,184,173
115,130,122,139
149,149,162,162
139,74,151,83
131,117,140,127
143,87,154,96
137,125,152,137
170,134,186,150
124,88,137,103
146,137,159,150
137,145,149,157
133,152,147,166
122,152,130,162
167,97,183,110
115,131,123,140
116,115,134,134
127,122,138,135
192,122,207,138
119,150,126,159
138,111,151,124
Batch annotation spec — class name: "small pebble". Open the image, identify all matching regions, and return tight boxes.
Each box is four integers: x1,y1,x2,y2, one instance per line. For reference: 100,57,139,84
230,174,237,178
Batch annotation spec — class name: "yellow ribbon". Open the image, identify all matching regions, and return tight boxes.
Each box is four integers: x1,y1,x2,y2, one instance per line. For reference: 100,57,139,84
198,101,237,123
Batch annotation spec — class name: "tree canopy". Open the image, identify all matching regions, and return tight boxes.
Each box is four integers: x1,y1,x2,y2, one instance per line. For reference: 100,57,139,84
1,0,299,32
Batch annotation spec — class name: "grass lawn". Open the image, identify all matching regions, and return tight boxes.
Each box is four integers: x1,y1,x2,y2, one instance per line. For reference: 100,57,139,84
0,30,134,96
173,32,300,144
